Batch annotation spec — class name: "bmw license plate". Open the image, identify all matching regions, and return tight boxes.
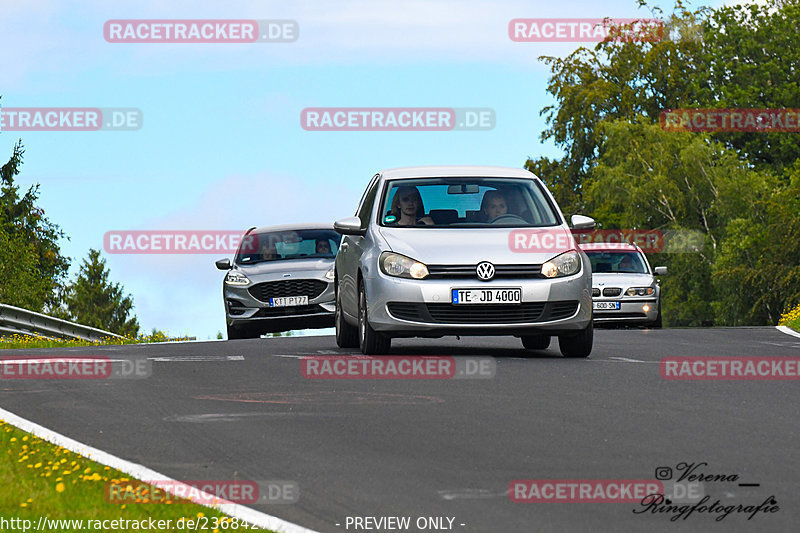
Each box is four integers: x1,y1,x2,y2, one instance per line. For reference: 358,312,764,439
593,301,620,310
452,288,521,304
270,295,308,307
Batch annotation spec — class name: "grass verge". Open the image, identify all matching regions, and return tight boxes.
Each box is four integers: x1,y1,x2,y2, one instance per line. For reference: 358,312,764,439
0,331,191,350
779,303,800,332
0,420,271,532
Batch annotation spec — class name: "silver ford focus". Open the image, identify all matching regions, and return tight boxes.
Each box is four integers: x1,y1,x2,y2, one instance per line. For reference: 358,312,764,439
215,224,339,339
333,166,595,356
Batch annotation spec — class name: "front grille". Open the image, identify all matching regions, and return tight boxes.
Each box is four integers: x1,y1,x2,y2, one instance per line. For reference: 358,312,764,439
248,279,328,302
253,304,328,317
602,287,622,297
387,300,579,324
549,301,580,320
426,264,543,279
591,288,601,297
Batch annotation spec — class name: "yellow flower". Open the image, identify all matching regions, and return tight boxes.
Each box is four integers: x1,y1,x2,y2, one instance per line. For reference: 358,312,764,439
56,482,65,492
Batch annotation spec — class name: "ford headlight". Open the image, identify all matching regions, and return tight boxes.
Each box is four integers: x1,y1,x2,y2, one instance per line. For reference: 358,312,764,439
325,268,335,280
541,250,582,278
380,252,429,279
224,271,251,286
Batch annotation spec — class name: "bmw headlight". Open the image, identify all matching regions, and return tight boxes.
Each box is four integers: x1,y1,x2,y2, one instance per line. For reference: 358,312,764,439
380,252,429,279
325,268,335,281
224,271,251,286
541,250,582,278
625,287,655,296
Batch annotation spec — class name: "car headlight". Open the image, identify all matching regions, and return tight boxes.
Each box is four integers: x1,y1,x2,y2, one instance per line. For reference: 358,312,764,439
541,250,582,278
625,287,655,296
325,268,335,281
224,271,251,286
379,252,429,279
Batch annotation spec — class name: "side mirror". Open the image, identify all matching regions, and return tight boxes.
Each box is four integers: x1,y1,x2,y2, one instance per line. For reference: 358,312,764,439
571,214,596,230
215,258,232,270
654,266,668,275
334,216,366,236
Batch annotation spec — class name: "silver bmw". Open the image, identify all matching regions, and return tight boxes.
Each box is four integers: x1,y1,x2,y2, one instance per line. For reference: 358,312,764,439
215,224,339,339
582,242,667,327
333,166,595,356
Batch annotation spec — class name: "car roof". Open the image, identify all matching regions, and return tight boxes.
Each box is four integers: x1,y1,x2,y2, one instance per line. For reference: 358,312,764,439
580,242,641,252
378,165,538,180
248,223,334,234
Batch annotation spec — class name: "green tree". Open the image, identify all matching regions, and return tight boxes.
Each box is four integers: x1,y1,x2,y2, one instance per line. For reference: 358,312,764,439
60,249,139,336
0,139,70,311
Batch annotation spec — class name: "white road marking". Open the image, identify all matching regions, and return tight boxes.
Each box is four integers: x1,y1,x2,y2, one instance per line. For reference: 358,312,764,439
147,355,244,362
608,356,656,363
776,326,800,340
0,406,319,533
272,354,304,359
438,488,509,500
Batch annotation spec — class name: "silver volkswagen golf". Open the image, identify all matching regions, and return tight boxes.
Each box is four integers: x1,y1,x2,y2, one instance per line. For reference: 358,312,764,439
215,224,339,339
333,166,595,356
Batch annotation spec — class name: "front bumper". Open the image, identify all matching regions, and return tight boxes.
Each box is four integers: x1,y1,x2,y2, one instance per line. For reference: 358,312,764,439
224,280,335,333
363,272,592,337
592,298,659,324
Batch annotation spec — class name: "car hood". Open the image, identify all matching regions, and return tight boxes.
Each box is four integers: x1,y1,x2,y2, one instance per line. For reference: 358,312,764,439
377,226,574,264
592,273,654,287
234,258,334,277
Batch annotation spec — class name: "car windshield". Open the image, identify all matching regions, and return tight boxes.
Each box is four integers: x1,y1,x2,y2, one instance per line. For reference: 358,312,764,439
235,229,340,265
586,251,648,274
378,177,560,227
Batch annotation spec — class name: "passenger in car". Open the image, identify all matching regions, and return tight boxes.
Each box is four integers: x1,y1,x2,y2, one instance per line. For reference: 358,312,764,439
316,239,332,254
479,190,508,222
389,186,434,226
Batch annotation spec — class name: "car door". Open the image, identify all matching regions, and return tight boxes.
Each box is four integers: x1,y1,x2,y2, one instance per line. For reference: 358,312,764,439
340,174,381,319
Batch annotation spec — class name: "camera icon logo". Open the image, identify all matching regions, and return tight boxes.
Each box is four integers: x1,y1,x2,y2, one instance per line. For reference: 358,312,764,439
655,467,673,480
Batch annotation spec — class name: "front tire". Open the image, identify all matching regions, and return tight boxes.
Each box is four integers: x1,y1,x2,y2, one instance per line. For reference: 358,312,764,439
335,283,359,348
651,302,663,329
558,322,593,358
358,281,391,355
521,334,551,350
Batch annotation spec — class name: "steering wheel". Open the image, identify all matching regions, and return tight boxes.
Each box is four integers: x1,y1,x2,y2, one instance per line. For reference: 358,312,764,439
490,214,528,224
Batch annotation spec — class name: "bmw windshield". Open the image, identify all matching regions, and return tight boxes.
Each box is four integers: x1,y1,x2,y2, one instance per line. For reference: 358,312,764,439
586,251,648,274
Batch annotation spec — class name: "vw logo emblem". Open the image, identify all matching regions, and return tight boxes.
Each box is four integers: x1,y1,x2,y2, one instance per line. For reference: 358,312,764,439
476,261,495,281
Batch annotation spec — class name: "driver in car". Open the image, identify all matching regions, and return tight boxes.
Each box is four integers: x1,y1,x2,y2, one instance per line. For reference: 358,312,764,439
480,190,508,222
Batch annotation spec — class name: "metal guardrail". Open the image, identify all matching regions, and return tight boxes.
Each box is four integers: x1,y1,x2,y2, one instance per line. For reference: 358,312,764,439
0,303,124,342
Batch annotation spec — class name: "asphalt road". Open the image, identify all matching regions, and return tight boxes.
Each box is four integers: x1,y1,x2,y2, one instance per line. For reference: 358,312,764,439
1,327,799,533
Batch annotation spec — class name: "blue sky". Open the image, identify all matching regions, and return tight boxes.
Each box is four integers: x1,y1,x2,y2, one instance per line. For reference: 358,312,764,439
0,0,733,339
